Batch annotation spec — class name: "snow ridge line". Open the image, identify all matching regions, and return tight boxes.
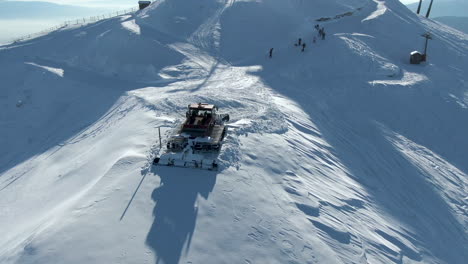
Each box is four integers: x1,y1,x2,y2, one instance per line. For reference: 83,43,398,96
315,6,364,23
3,8,137,45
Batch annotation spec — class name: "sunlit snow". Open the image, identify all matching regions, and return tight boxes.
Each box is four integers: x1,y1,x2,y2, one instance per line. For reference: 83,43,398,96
0,0,467,264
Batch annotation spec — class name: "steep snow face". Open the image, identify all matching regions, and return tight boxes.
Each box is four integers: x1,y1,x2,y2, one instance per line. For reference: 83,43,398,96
137,0,368,58
1,0,468,264
219,0,368,60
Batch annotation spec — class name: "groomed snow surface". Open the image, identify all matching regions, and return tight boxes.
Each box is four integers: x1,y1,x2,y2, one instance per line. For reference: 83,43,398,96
1,0,467,263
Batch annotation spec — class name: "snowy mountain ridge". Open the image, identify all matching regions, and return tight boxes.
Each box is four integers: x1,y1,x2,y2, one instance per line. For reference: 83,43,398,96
0,0,467,263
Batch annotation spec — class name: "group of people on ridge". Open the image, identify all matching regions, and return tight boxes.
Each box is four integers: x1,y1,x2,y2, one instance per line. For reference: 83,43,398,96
269,24,326,58
315,24,326,40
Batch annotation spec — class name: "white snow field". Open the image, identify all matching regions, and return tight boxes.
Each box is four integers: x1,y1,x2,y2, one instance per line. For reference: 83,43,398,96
1,0,467,263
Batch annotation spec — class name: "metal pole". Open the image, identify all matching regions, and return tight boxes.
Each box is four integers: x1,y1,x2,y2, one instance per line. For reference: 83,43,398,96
416,0,423,14
158,127,162,149
421,32,431,61
424,37,428,55
426,0,434,18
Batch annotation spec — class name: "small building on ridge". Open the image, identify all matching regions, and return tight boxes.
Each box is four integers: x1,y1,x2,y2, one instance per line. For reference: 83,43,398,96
138,1,151,10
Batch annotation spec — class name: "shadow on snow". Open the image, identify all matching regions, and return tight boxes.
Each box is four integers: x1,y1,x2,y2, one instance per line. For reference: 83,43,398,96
252,59,468,263
0,15,185,181
146,166,217,264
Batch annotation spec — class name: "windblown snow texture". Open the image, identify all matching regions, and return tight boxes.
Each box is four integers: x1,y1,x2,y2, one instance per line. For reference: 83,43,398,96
0,0,467,263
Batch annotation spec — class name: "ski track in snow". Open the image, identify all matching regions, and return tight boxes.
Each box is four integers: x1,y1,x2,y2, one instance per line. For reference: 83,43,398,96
24,62,64,77
362,0,387,22
188,0,236,51
369,70,428,86
1,0,468,263
121,19,141,35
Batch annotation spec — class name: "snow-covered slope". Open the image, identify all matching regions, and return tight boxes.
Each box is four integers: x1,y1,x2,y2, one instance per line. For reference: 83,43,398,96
434,16,468,34
1,0,467,263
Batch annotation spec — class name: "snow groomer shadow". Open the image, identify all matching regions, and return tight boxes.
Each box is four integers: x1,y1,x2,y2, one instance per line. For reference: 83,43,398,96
146,166,217,264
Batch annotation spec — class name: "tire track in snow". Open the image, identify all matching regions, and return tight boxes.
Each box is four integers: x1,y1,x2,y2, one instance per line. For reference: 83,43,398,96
188,0,236,51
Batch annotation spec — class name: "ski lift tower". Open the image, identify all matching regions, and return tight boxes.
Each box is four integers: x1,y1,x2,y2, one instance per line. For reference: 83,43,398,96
410,32,432,64
421,32,432,61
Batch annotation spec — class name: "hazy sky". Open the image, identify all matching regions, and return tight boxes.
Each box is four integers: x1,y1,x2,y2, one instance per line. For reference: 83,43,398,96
4,0,136,8
6,0,421,8
0,0,136,44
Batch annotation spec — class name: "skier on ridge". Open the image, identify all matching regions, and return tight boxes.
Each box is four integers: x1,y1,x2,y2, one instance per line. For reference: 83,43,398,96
320,27,326,40
295,38,302,46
